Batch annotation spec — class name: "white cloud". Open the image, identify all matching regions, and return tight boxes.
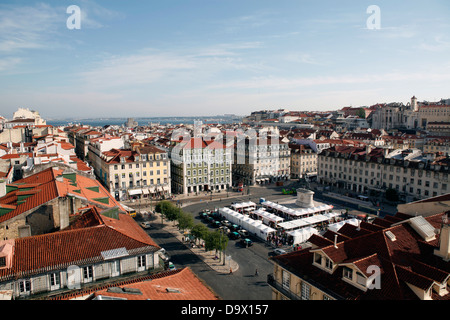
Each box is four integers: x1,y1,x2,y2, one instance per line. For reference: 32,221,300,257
77,42,270,89
0,57,21,72
207,71,450,91
0,3,62,52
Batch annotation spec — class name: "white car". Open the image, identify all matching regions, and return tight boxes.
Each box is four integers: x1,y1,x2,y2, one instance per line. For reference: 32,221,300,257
158,248,170,262
140,221,152,229
273,249,287,256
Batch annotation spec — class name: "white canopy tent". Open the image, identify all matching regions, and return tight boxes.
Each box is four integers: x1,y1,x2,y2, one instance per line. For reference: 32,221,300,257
261,201,333,219
219,207,275,240
327,218,361,233
231,201,257,211
278,219,310,231
286,227,319,245
252,208,284,226
256,224,276,240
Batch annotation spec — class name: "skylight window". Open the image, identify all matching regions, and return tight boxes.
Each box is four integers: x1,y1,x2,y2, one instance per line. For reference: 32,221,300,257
409,216,436,241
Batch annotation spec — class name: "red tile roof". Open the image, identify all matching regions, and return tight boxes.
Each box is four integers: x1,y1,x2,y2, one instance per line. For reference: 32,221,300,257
271,212,450,300
49,268,219,300
0,167,124,224
0,206,159,281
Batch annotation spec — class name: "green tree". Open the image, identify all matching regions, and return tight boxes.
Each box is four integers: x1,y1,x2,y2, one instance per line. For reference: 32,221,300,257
155,200,172,214
356,107,366,118
177,211,194,231
155,200,181,225
204,230,229,257
191,223,209,245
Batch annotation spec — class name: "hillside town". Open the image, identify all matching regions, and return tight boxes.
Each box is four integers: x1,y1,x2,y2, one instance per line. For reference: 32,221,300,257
0,96,450,301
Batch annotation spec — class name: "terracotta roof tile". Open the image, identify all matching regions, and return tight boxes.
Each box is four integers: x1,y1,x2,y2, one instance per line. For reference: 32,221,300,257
0,206,159,281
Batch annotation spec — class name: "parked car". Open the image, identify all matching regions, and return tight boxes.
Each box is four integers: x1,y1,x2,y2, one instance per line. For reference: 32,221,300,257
158,248,170,262
221,220,232,227
240,238,253,247
238,229,249,238
212,220,221,228
168,262,176,271
140,221,152,229
271,248,287,256
229,231,240,240
230,224,240,231
219,226,230,234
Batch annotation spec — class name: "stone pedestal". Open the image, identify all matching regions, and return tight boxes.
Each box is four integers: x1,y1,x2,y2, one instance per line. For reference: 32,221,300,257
295,188,314,208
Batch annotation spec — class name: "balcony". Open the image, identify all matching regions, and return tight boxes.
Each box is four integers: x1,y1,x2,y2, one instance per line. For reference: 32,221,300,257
267,274,301,300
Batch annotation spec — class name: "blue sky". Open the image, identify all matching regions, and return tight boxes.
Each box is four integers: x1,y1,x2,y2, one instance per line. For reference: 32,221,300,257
1,0,449,119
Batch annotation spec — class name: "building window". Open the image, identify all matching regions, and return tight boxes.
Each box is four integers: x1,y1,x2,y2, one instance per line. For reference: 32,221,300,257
137,255,146,271
19,279,31,294
83,265,93,282
325,258,333,270
301,282,311,300
314,253,322,265
343,267,353,280
50,272,60,290
282,270,290,290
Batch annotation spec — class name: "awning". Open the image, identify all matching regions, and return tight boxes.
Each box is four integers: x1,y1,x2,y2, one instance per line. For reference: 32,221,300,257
128,189,142,195
142,189,149,195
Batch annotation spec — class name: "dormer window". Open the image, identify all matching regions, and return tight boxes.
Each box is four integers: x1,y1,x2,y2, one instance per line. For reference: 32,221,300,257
325,258,333,270
343,267,353,280
314,253,322,265
0,256,6,268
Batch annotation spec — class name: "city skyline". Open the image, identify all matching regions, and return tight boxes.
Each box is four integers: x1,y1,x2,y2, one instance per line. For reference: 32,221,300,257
1,0,450,119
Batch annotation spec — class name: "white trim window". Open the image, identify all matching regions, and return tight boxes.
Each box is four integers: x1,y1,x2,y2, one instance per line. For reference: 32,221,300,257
343,266,353,280
111,260,120,277
325,258,333,270
83,265,93,283
137,255,146,271
18,279,31,295
50,272,60,291
282,270,290,290
301,282,311,300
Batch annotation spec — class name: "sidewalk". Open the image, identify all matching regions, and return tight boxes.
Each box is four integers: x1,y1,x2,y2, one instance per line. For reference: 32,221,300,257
152,211,239,274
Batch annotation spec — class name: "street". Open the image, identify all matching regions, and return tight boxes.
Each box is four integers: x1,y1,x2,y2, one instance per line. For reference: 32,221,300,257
145,214,274,300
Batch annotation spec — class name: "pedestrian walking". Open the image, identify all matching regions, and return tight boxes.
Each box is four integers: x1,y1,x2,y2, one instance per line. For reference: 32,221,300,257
229,267,233,274
255,269,258,276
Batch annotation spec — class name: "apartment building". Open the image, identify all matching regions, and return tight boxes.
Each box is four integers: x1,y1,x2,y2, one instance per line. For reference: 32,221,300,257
67,126,102,161
419,104,450,125
423,138,450,155
289,144,317,180
93,145,171,201
318,146,450,202
268,211,450,300
232,136,290,186
170,138,232,195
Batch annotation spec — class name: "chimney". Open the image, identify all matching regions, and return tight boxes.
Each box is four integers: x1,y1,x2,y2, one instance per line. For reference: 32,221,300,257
334,234,338,249
434,214,450,262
